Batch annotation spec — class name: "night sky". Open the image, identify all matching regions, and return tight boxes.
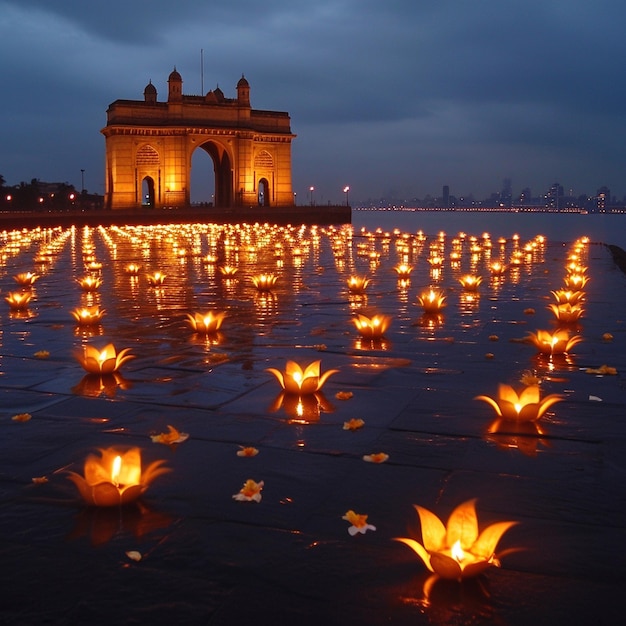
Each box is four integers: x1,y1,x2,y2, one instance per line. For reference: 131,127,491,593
1,0,625,205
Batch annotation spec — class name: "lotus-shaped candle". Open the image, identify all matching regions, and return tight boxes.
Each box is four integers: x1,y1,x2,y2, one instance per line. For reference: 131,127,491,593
551,289,585,305
352,312,392,339
5,291,32,310
146,271,166,286
459,275,482,291
13,272,40,286
474,383,562,422
394,264,413,278
71,306,106,325
219,265,238,277
266,360,339,395
428,256,444,268
417,289,447,313
76,343,135,374
124,263,141,275
67,447,169,507
251,273,278,291
564,273,588,289
395,499,517,580
547,302,584,324
77,275,102,291
85,261,102,272
527,329,582,355
347,275,370,294
489,261,507,275
186,311,226,334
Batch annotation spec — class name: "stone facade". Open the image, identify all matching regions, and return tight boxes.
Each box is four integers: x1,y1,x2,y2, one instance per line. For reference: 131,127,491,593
101,69,295,210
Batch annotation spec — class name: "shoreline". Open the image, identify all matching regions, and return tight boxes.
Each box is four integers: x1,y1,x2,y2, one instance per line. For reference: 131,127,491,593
0,204,352,229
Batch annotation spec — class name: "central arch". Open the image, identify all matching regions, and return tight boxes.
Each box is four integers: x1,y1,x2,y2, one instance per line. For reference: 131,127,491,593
200,141,232,208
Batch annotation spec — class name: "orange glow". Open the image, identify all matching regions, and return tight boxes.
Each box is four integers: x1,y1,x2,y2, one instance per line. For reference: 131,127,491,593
251,273,278,291
76,343,134,374
417,289,447,313
5,291,32,310
475,383,563,421
459,274,483,291
347,275,370,294
76,275,102,291
394,499,517,580
352,313,392,339
71,306,106,325
527,329,582,355
146,271,166,286
266,360,338,395
66,447,169,507
13,272,40,286
185,311,226,334
547,302,584,323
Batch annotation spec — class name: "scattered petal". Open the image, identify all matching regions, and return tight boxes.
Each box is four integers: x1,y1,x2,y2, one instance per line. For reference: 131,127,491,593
34,350,50,359
342,510,376,535
363,452,389,463
335,391,353,400
585,364,617,376
589,395,603,402
343,418,365,431
150,425,189,445
125,550,142,562
32,476,48,484
233,479,264,502
524,308,535,315
602,332,614,342
12,413,32,422
488,335,499,341
237,446,259,457
485,352,495,359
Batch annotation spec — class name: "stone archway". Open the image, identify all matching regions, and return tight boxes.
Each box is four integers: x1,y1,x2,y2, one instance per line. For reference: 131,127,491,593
258,178,270,207
142,176,155,207
102,69,296,211
195,141,232,208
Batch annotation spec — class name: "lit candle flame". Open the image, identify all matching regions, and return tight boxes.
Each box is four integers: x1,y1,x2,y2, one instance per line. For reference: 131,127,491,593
111,455,122,487
451,539,465,563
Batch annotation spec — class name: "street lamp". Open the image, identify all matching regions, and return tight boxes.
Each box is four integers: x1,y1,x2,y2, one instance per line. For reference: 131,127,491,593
309,186,315,206
343,186,350,207
293,192,297,206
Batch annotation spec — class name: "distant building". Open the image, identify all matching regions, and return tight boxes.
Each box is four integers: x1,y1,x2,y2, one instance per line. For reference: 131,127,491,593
596,186,611,211
101,69,296,210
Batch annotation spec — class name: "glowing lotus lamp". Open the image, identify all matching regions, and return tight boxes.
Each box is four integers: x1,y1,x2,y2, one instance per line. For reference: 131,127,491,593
76,343,134,374
186,311,226,334
13,272,40,286
146,271,166,286
352,313,392,339
251,273,278,292
394,499,517,580
76,275,102,291
547,302,584,324
219,265,239,277
394,264,413,278
71,306,106,325
67,447,169,507
347,275,370,294
124,263,141,275
5,291,32,310
417,289,447,314
474,383,562,422
85,261,102,272
266,360,339,395
564,273,588,289
527,329,582,355
428,256,444,268
551,289,584,305
459,275,483,291
489,261,507,276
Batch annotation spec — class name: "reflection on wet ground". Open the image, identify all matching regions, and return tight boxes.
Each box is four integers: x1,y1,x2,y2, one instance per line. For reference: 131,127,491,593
1,223,625,624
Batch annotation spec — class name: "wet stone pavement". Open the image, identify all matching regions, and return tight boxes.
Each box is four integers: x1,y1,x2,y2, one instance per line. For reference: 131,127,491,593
0,223,625,625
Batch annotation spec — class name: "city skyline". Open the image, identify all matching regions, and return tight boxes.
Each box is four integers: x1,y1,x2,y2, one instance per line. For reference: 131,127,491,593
1,1,626,205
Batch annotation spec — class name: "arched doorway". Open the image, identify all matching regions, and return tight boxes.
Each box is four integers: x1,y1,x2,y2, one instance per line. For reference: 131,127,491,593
258,178,270,207
142,176,155,207
192,141,233,208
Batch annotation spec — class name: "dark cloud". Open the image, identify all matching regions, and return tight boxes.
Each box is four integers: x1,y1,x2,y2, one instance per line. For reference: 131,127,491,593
1,0,625,201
